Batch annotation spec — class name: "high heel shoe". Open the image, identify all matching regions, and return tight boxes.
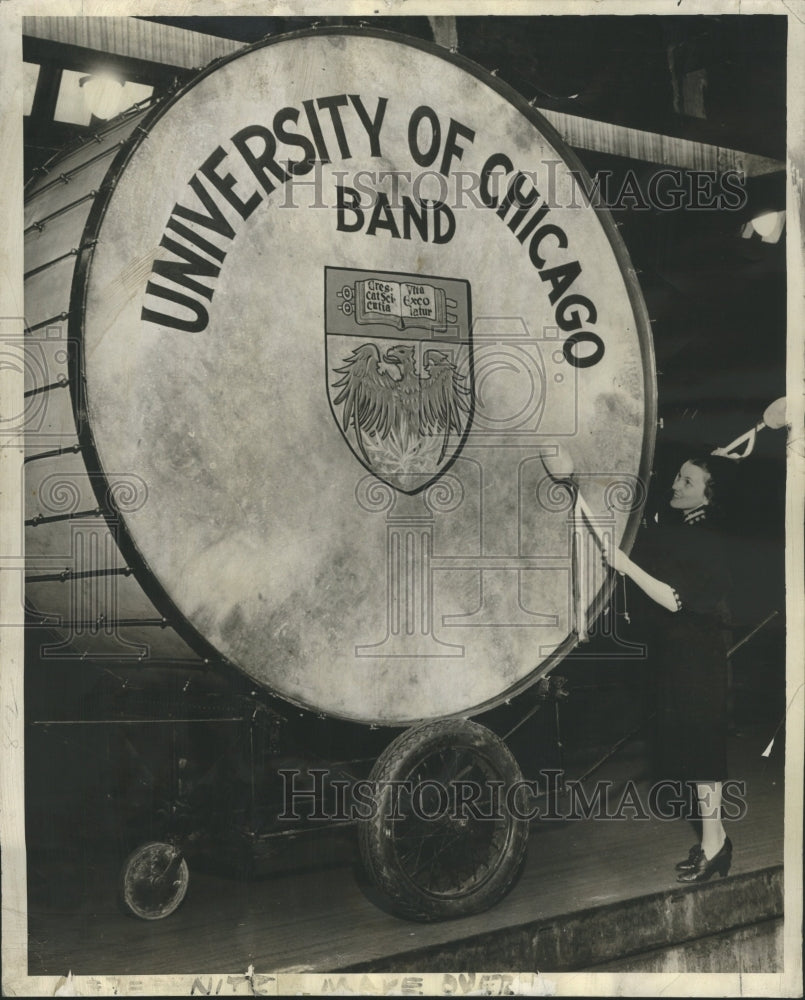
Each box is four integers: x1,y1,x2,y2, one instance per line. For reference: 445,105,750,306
676,837,732,883
675,843,703,872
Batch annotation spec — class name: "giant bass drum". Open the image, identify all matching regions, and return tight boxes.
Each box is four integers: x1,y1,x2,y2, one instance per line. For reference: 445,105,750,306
24,27,656,726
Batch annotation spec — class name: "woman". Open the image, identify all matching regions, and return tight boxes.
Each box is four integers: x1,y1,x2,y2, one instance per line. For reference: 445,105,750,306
604,455,733,882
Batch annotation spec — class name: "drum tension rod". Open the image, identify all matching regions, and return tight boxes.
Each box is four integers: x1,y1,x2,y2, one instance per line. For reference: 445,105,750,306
25,143,125,202
25,311,70,334
25,566,134,584
26,507,103,527
24,374,69,399
24,444,82,464
25,191,98,235
31,617,174,632
24,240,98,281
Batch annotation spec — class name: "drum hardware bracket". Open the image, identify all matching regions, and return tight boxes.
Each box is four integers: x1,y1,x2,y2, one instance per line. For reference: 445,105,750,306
501,675,569,741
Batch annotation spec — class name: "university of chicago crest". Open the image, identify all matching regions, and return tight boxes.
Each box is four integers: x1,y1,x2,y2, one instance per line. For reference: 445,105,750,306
325,267,474,494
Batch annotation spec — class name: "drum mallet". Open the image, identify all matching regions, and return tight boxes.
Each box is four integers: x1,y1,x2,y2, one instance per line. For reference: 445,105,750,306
540,441,606,549
712,396,788,460
540,441,607,641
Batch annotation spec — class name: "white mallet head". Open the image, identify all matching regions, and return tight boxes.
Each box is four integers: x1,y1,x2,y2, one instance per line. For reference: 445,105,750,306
762,396,787,430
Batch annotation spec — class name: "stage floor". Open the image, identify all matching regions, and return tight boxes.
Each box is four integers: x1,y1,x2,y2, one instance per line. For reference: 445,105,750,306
26,725,784,976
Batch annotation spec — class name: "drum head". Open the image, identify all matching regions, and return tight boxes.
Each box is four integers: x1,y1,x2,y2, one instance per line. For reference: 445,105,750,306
80,29,655,724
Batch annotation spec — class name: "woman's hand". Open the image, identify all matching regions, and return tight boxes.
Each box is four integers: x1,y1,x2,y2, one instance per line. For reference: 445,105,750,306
602,537,631,576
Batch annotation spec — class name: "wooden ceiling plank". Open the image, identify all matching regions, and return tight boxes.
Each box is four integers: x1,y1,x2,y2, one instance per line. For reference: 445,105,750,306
22,16,243,71
539,109,784,177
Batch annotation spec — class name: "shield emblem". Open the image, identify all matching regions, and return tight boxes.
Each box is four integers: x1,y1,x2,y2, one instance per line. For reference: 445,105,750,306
325,267,474,494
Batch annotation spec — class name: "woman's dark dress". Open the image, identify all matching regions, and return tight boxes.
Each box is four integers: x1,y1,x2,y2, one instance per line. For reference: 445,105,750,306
634,509,731,783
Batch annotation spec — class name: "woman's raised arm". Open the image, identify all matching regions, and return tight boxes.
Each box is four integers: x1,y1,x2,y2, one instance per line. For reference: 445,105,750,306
603,538,680,614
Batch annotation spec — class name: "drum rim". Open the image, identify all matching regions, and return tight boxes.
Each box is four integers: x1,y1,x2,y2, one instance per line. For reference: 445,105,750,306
65,24,657,726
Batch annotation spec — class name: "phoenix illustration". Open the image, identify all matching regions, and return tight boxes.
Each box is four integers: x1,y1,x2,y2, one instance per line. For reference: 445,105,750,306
332,342,471,471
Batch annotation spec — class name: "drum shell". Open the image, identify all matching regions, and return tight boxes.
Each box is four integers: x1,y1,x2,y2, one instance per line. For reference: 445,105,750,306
24,106,204,665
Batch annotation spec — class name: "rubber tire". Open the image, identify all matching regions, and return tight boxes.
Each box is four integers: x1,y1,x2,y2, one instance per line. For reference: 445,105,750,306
358,719,529,922
118,841,190,920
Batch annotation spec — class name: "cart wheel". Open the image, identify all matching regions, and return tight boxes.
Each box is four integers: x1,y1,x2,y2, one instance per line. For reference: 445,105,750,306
118,841,189,920
358,719,529,922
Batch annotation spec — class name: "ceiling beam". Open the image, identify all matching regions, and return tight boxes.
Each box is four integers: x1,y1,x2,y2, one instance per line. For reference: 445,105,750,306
538,108,784,178
22,16,244,71
21,18,784,178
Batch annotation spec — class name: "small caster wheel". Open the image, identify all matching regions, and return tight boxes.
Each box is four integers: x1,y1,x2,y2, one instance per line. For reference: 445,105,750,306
118,841,189,920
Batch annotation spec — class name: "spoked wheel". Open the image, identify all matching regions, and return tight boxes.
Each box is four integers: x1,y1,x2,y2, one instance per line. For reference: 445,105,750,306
358,719,529,922
118,841,190,920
